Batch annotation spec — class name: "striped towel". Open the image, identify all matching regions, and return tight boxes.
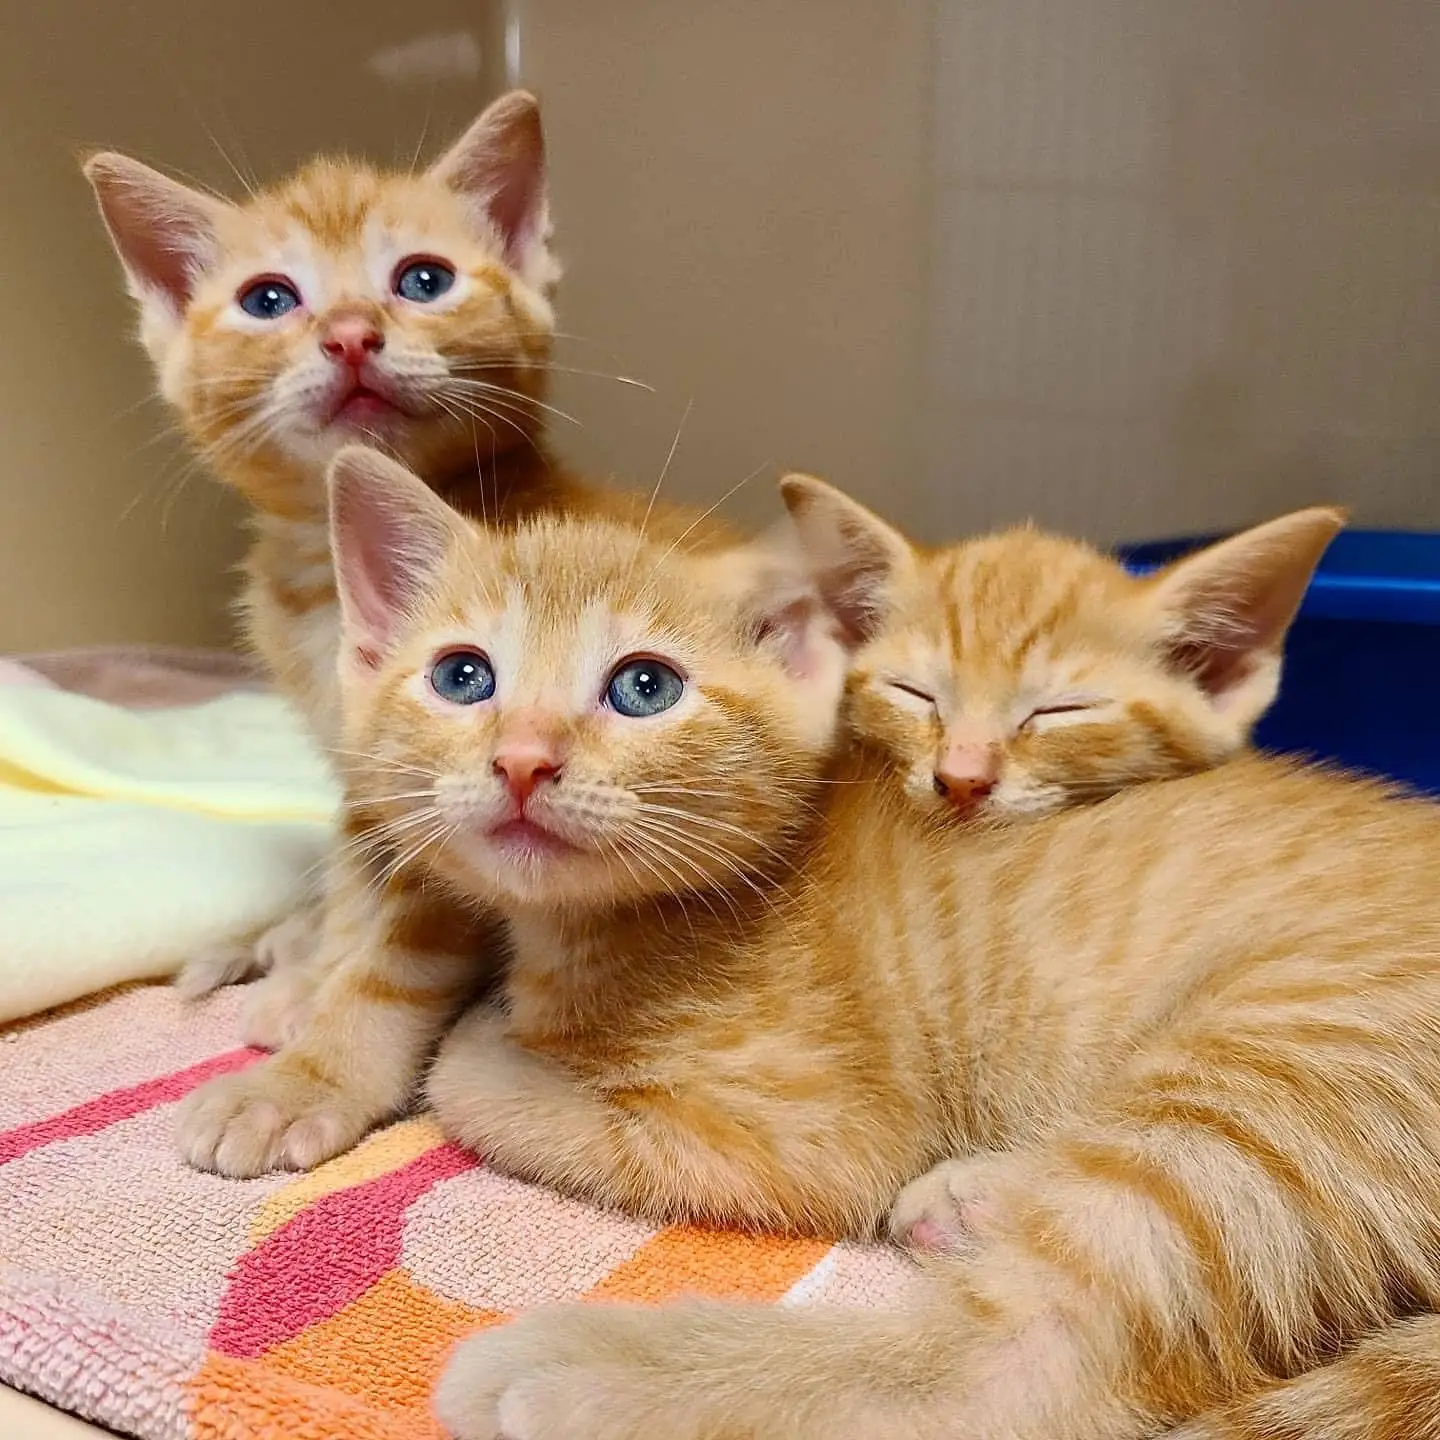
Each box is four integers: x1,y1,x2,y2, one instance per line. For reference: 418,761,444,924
0,984,922,1439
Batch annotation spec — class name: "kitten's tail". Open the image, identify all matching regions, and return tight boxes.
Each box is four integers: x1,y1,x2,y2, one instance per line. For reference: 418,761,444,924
1171,1313,1440,1439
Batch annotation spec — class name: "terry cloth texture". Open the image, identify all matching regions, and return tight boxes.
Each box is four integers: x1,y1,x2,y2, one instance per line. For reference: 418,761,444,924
0,984,925,1439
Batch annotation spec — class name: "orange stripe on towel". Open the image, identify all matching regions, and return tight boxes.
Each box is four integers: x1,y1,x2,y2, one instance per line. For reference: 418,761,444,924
189,1348,446,1440
584,1224,831,1305
262,1268,502,1416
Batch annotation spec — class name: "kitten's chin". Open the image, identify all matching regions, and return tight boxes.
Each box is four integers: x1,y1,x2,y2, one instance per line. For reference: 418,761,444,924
440,825,614,910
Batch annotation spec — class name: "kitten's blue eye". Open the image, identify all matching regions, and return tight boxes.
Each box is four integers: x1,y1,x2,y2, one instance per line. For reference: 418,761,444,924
394,258,456,303
430,649,495,705
238,277,301,319
606,659,684,718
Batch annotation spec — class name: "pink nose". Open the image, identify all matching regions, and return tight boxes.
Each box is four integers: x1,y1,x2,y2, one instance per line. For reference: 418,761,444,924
319,317,384,367
933,744,1000,809
492,746,562,805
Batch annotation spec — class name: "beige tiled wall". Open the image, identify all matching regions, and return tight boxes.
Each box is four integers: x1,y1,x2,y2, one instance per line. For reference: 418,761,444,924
919,0,1440,543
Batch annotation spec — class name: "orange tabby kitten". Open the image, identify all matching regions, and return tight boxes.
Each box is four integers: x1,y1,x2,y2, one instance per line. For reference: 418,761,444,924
85,95,699,1021
173,446,752,1174
230,460,1434,1440
847,514,1338,826
85,91,566,750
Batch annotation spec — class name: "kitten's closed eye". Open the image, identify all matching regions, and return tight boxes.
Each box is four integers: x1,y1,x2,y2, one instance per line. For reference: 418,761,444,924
885,679,937,710
1020,699,1107,729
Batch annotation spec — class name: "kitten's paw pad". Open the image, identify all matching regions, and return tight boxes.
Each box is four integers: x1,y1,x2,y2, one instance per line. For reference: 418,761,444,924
174,1063,367,1176
888,1154,1006,1253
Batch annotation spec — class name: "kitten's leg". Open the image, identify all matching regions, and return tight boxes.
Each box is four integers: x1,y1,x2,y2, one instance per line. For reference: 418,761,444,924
174,896,324,1000
438,1005,1440,1440
426,1008,892,1233
1167,1313,1440,1439
436,1299,966,1440
175,856,495,1177
238,902,337,1051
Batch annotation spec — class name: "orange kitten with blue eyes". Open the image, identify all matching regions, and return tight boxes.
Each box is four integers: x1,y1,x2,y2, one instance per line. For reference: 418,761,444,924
84,92,571,1004
85,95,727,1018
171,453,1440,1440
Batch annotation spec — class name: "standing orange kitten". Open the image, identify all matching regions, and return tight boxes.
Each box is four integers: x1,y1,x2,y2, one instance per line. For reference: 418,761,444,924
85,91,567,750
175,452,1430,1435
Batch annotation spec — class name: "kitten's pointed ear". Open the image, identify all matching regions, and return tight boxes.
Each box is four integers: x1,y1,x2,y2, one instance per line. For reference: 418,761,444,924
1148,505,1345,717
328,446,469,671
429,90,553,284
779,474,916,643
83,153,231,316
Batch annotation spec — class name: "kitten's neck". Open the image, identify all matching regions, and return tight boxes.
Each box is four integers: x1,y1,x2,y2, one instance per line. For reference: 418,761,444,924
222,433,564,528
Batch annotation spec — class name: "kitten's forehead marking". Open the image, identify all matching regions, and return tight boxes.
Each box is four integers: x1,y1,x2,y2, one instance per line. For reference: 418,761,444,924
491,588,654,712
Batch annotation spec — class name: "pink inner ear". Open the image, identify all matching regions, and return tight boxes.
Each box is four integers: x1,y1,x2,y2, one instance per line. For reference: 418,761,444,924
88,162,217,310
762,596,839,681
483,156,545,266
1168,634,1258,702
127,227,202,308
333,488,441,659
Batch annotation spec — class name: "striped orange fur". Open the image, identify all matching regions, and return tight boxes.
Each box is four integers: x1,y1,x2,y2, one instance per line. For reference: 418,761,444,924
179,458,1439,1437
84,92,574,1010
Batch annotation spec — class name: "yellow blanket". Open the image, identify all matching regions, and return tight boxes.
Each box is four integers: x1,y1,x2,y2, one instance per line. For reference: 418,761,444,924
0,687,337,1023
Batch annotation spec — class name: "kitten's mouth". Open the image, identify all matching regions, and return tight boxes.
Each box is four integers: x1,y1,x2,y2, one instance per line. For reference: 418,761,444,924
325,374,415,430
488,817,580,862
330,386,403,428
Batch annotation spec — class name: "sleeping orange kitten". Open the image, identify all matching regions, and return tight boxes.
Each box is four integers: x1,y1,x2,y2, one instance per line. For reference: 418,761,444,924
847,514,1336,826
84,93,683,1019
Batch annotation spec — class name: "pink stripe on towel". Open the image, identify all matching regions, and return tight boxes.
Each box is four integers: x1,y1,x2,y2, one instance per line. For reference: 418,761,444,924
210,1143,476,1358
0,1048,262,1166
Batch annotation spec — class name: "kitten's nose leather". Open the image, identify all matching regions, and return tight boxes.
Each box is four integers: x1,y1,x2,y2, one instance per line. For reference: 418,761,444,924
319,316,385,367
492,747,562,805
933,743,1000,809
934,773,995,806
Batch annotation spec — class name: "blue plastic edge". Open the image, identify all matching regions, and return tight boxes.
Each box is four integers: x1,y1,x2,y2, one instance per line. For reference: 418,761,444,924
1118,532,1440,626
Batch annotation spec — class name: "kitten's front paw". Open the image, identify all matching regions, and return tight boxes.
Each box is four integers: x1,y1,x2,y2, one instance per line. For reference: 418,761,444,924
173,904,321,1002
175,1059,369,1176
435,1307,663,1440
888,1151,1012,1253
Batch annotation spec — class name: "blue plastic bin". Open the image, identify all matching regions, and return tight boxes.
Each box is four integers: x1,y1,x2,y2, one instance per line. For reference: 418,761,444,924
1118,531,1440,795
